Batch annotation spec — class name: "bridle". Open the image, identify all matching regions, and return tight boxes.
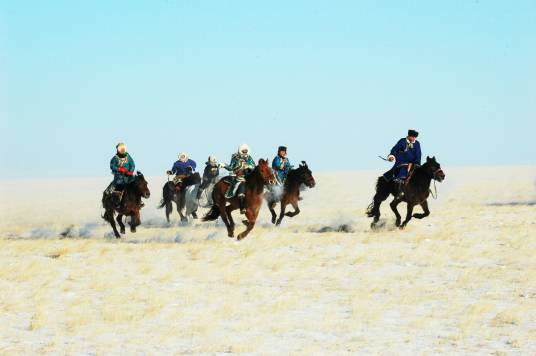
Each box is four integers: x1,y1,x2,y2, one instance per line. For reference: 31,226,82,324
429,167,444,199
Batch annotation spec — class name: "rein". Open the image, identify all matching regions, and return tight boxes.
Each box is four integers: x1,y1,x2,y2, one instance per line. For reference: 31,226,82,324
429,168,443,200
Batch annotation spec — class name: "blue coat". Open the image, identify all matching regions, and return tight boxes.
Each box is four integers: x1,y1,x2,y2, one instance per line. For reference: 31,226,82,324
383,138,422,180
171,159,197,176
390,138,421,165
272,156,292,183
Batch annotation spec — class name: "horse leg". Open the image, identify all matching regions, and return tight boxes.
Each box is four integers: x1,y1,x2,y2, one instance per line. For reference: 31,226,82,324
285,199,300,218
226,204,236,231
116,214,126,234
413,200,430,219
268,200,278,225
105,209,121,239
219,202,235,238
177,195,187,223
276,199,288,226
237,205,259,241
165,201,172,223
390,198,403,227
400,203,415,229
368,181,391,228
130,210,141,232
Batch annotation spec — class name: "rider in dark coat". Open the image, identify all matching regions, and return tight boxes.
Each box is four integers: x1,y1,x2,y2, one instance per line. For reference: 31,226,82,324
104,142,136,207
383,129,422,197
196,156,220,199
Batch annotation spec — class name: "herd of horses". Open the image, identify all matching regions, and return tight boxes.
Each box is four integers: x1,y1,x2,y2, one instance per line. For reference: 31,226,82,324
102,157,445,240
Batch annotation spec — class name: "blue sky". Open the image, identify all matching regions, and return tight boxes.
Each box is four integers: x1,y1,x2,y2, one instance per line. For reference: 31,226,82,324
1,0,534,178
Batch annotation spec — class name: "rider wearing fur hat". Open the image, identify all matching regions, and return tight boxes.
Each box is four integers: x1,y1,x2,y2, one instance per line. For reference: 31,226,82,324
104,142,136,206
221,144,256,214
272,146,292,185
384,129,422,196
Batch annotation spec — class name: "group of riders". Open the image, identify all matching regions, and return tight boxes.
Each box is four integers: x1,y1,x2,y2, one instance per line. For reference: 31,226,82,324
103,129,423,214
104,143,295,214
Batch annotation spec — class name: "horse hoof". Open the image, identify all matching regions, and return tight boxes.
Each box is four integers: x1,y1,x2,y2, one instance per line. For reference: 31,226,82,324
271,217,276,224
237,234,246,240
120,228,125,234
395,220,401,227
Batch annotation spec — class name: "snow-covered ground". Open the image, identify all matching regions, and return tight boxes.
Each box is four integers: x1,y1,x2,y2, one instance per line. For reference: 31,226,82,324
1,167,535,354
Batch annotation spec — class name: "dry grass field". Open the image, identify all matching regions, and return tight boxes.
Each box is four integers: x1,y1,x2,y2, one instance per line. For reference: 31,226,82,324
1,167,535,354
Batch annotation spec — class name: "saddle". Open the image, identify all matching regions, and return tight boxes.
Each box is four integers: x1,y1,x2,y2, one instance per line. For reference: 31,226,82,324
173,173,201,193
222,176,241,199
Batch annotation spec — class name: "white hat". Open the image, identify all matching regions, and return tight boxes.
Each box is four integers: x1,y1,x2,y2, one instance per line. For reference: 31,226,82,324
116,143,127,153
238,144,250,155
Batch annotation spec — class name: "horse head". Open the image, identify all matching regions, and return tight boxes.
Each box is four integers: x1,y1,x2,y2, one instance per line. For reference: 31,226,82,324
298,161,316,188
258,159,276,185
135,171,151,198
425,156,445,182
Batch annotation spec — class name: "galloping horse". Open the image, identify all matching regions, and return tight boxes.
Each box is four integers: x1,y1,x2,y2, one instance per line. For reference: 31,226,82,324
159,173,201,223
265,161,316,226
366,156,445,229
202,159,275,240
102,172,151,238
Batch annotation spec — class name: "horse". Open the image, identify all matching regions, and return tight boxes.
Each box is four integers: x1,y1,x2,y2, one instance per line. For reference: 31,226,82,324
202,159,276,240
158,173,201,223
265,161,316,226
102,172,151,238
366,156,445,229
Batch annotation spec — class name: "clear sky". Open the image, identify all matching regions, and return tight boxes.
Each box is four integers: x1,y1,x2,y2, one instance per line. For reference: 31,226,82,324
1,0,534,178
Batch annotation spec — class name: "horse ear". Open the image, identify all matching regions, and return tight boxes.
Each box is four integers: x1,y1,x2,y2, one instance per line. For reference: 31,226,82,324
432,156,436,161
426,156,430,162
137,171,142,176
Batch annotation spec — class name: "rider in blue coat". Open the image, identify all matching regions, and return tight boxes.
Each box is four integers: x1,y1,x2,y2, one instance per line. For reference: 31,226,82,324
384,130,422,196
272,146,292,185
168,152,197,177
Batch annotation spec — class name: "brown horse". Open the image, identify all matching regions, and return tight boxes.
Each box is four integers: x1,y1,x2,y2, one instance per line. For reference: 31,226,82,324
202,159,275,240
266,161,316,226
102,172,151,238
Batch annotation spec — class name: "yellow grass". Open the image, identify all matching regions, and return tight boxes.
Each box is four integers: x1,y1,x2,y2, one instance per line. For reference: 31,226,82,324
0,167,535,354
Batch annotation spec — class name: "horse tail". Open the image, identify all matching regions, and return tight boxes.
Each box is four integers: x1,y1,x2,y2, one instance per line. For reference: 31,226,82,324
366,177,389,217
202,205,220,222
158,182,174,209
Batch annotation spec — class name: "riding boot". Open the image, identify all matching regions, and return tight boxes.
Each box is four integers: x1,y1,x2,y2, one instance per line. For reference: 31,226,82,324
112,190,123,208
196,189,203,200
394,179,405,199
239,195,246,214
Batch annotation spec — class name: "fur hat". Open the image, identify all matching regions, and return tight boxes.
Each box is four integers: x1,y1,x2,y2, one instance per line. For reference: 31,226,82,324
408,129,419,138
278,146,287,152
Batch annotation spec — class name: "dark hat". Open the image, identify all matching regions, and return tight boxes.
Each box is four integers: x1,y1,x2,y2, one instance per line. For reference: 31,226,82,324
408,130,419,137
278,146,287,152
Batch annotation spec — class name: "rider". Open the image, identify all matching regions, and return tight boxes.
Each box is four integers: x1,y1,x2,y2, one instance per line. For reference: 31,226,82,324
384,129,422,197
104,142,136,207
221,144,256,214
196,155,220,199
272,146,292,185
167,152,197,185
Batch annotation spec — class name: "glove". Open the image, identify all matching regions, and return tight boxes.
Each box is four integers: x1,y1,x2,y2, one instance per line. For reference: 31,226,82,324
126,171,134,176
219,163,226,168
166,170,173,175
387,155,396,162
118,167,127,174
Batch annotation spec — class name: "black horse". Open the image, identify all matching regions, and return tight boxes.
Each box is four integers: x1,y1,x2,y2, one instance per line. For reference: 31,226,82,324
366,156,445,229
158,173,201,223
102,172,151,238
265,161,316,225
